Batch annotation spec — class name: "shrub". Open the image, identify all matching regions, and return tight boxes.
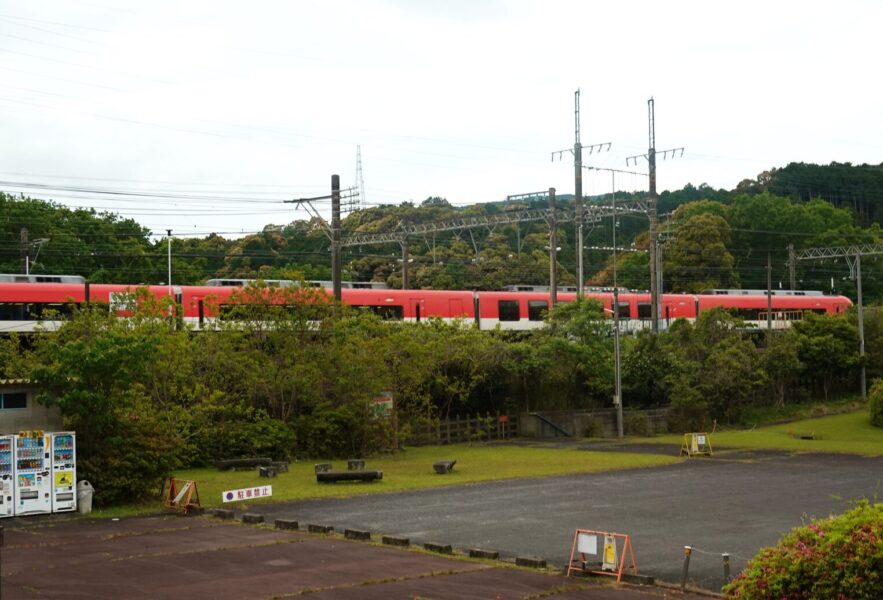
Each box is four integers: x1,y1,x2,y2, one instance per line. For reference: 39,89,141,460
582,416,604,437
295,400,393,458
623,409,652,437
187,394,295,465
723,501,883,599
665,383,709,433
869,380,883,428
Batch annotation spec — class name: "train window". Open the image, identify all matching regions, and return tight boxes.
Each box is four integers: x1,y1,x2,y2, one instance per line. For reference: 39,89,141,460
616,302,630,319
498,300,520,321
0,303,26,320
733,308,760,320
528,300,548,321
0,302,74,320
218,303,326,321
352,305,404,320
637,303,651,319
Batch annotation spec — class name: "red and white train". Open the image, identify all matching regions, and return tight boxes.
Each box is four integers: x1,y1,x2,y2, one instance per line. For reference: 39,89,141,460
0,274,853,334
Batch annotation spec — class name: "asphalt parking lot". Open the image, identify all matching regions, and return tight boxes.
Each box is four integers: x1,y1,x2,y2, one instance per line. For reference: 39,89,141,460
2,514,709,599
4,448,879,597
249,449,883,591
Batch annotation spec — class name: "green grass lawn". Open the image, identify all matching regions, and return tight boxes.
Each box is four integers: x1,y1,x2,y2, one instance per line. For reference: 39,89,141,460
644,410,883,456
92,444,679,518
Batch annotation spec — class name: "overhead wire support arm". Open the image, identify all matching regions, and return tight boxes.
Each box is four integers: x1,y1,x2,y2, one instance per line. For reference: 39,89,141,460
551,142,612,162
285,187,359,241
341,207,569,248
625,147,684,166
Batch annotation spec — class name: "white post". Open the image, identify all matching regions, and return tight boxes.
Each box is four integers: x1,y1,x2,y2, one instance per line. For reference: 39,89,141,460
166,229,172,298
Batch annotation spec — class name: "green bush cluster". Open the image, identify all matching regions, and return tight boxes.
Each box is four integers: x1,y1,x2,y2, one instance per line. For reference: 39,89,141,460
723,501,883,599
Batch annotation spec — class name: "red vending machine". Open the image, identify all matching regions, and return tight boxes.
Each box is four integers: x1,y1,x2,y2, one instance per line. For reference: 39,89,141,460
15,430,52,515
51,431,76,512
0,434,14,518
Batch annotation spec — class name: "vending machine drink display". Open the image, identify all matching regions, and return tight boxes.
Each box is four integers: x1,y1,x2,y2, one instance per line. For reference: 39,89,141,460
0,434,14,518
15,430,52,515
50,431,76,512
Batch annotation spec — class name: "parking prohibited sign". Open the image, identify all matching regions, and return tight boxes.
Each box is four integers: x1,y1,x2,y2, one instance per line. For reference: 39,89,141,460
222,485,272,503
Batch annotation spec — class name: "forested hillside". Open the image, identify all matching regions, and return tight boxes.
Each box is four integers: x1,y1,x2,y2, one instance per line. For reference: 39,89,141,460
3,161,883,299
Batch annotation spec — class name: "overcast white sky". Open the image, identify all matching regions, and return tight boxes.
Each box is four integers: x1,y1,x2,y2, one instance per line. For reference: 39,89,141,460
1,0,880,239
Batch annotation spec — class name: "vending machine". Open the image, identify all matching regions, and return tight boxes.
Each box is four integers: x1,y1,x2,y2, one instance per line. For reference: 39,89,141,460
0,434,14,518
51,431,76,512
15,431,51,515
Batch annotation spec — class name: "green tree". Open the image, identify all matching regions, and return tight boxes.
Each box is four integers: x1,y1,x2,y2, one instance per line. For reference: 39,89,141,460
760,331,802,409
664,212,737,292
29,292,188,505
791,312,860,401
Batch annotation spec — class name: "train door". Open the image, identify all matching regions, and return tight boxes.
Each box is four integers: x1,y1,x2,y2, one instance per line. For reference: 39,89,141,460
410,298,423,322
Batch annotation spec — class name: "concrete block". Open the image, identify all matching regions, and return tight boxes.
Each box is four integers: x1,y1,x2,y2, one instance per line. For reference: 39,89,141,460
307,523,333,534
241,513,265,524
423,542,453,554
469,548,500,560
344,528,371,541
516,556,547,569
381,535,409,547
274,519,299,530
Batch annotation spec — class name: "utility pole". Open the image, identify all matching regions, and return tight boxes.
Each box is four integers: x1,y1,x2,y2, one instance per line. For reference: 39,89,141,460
356,145,366,210
627,98,683,332
331,175,342,302
612,170,623,438
20,228,28,275
788,244,797,290
549,188,558,306
167,229,173,298
856,252,866,400
400,240,410,290
285,177,357,303
552,89,610,299
767,253,773,330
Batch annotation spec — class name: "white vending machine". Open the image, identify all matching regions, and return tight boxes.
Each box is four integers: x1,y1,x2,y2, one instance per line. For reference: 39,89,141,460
50,431,76,512
0,434,14,518
15,431,52,515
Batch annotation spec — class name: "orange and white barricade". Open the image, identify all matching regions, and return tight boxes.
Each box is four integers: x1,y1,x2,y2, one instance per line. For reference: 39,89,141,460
566,529,637,583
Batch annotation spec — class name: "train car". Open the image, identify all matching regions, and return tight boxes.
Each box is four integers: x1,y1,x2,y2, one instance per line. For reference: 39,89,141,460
0,276,853,334
0,281,184,333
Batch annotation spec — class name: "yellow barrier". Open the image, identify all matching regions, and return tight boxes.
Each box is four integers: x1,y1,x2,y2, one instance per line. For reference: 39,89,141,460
680,432,713,457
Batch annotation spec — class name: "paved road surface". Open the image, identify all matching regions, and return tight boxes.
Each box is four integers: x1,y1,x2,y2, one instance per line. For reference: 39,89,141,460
3,515,710,599
251,450,883,591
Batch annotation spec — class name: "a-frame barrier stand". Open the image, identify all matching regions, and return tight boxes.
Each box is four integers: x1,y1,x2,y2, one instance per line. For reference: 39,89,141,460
566,528,637,583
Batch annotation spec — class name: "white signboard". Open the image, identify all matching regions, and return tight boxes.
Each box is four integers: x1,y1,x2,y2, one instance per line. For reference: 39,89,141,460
222,485,272,503
577,533,598,555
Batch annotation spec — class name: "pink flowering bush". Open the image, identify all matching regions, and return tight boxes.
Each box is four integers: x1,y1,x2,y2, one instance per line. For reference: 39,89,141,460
723,501,883,599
